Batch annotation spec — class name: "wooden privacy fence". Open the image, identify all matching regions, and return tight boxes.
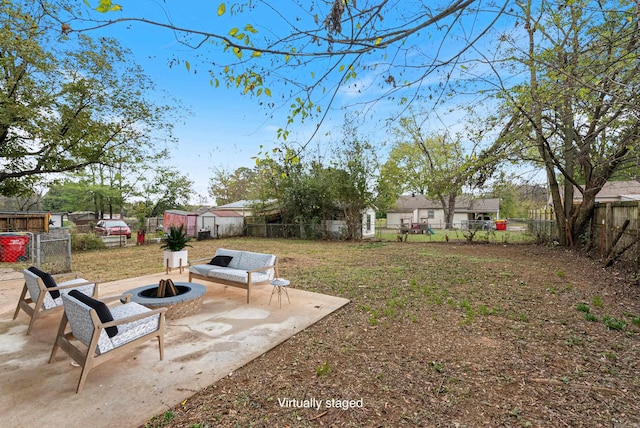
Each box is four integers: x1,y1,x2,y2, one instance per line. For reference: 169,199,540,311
591,201,640,267
531,202,640,267
528,207,559,241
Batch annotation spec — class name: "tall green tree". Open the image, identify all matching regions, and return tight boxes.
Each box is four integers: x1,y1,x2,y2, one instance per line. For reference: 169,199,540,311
329,118,378,239
0,1,177,197
393,114,471,229
378,142,430,199
493,0,640,245
209,166,259,206
141,167,195,217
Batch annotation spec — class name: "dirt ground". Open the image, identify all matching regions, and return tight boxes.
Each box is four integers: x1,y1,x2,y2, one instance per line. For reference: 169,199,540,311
137,240,640,428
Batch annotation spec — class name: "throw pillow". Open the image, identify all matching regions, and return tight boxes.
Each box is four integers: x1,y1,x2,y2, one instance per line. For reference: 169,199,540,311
68,290,118,338
28,266,60,299
208,255,233,267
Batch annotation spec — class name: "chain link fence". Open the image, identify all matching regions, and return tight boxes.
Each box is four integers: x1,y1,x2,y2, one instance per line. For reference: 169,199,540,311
0,229,72,273
36,230,72,273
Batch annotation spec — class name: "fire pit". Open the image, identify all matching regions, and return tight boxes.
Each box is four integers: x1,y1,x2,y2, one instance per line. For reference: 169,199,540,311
125,282,206,319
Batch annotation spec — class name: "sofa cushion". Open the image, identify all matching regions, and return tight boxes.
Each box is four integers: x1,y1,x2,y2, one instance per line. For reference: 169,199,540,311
109,302,159,348
209,255,233,267
68,290,118,338
189,264,219,277
235,251,276,273
205,267,271,284
28,266,60,299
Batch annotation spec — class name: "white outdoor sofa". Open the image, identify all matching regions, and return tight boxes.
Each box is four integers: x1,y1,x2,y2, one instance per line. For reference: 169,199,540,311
188,248,278,303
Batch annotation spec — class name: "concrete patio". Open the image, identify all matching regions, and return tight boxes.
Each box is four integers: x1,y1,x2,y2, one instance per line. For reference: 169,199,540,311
0,270,349,428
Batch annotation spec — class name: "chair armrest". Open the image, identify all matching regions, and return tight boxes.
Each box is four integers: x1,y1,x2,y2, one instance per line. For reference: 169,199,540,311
50,280,98,291
92,294,131,305
101,307,167,328
52,271,83,280
77,294,130,305
246,264,276,273
188,257,211,266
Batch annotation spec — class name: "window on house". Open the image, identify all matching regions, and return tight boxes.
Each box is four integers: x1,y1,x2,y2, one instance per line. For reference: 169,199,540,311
428,210,435,219
366,214,372,231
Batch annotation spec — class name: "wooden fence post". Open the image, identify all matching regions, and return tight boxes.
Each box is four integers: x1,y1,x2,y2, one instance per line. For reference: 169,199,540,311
605,203,613,255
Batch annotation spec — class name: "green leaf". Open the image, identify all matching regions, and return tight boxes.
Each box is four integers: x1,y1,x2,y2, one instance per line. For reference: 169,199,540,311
233,47,242,59
375,37,382,45
245,24,258,34
265,88,272,97
218,3,226,16
251,51,261,57
185,61,191,72
94,0,122,12
229,28,239,36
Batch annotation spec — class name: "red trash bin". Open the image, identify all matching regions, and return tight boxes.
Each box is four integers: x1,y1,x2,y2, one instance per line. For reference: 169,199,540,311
136,230,146,245
494,220,507,231
0,234,29,262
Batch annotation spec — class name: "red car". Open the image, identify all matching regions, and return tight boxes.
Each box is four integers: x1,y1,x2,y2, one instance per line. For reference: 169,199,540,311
95,220,132,239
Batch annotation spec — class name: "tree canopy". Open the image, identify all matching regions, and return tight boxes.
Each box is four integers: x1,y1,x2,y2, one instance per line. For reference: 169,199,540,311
0,1,177,197
487,0,640,244
57,0,507,143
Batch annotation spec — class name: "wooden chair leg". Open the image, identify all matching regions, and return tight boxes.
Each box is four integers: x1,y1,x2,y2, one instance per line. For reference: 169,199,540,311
49,313,69,363
13,284,28,320
76,362,92,394
158,335,164,360
25,311,39,335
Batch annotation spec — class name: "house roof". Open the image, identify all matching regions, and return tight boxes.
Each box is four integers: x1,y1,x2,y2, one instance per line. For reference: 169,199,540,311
389,194,500,213
215,199,277,210
165,209,198,216
209,210,243,217
572,180,640,202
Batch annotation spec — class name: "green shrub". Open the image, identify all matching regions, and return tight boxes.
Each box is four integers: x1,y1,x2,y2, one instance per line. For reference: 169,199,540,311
71,232,106,251
576,303,590,313
603,315,626,331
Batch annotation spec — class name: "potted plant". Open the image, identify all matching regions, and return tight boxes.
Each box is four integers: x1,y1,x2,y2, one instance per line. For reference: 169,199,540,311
161,225,192,272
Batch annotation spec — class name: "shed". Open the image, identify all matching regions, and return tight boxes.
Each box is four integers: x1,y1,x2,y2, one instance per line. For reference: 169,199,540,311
197,209,244,238
0,211,66,233
163,210,199,238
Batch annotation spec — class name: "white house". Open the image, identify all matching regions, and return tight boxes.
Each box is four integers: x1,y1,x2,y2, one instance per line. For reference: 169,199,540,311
386,194,500,229
197,209,244,238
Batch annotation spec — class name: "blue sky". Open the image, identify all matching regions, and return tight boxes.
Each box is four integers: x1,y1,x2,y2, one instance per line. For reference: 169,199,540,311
74,0,511,203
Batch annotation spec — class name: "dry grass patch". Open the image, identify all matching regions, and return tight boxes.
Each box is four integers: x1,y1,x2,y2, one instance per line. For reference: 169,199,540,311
71,238,640,427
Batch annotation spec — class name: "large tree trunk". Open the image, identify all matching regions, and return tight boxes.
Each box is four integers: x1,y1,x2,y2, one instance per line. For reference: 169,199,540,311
525,2,567,245
439,195,456,229
570,196,596,244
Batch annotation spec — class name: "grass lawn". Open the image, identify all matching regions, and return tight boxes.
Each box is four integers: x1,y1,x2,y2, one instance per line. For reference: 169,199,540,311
73,237,640,427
